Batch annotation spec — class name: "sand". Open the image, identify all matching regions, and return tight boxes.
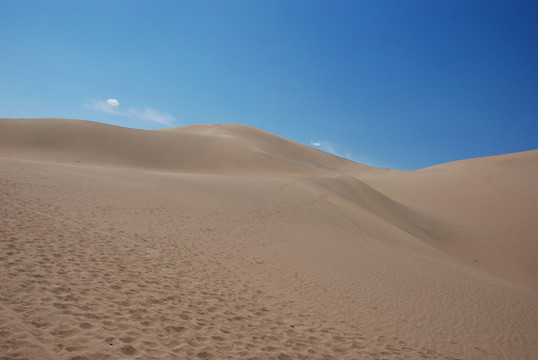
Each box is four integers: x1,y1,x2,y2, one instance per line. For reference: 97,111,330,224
1,118,537,360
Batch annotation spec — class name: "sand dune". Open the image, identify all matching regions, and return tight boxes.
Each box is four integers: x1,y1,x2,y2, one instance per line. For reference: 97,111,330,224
1,118,537,359
360,150,538,289
0,118,366,176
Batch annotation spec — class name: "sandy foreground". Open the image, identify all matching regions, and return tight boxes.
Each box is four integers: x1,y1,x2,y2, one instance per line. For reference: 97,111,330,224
1,118,537,360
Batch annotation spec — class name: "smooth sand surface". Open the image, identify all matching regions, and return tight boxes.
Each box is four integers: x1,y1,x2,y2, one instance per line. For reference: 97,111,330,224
1,118,537,359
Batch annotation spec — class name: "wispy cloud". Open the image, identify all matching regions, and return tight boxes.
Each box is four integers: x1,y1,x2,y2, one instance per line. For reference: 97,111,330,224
127,107,175,126
310,139,378,167
89,98,175,126
310,140,339,156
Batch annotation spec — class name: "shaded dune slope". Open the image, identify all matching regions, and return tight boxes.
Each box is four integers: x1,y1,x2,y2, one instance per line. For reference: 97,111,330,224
306,174,452,252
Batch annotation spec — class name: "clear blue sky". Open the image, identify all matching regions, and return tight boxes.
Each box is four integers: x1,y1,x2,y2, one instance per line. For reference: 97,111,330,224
1,0,537,170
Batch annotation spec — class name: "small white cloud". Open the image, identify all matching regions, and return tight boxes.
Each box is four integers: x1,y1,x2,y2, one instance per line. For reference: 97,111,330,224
310,140,338,156
310,139,378,167
106,98,119,107
89,98,175,126
92,98,121,114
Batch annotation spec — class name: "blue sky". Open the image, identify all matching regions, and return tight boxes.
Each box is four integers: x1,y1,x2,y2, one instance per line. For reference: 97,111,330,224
1,0,537,170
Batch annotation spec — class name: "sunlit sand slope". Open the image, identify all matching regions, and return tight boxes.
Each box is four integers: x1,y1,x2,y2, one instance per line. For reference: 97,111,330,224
361,150,538,289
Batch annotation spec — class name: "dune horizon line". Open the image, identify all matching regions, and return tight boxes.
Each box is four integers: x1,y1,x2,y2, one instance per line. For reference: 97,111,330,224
3,117,538,169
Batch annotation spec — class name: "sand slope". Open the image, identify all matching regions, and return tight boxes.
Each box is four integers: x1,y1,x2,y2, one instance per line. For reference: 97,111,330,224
1,118,537,359
0,118,367,176
360,150,538,289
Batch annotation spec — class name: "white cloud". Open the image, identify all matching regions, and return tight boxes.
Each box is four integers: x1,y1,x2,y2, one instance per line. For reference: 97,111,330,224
128,107,174,126
92,98,121,114
310,139,378,167
106,98,119,107
310,140,339,156
89,98,175,126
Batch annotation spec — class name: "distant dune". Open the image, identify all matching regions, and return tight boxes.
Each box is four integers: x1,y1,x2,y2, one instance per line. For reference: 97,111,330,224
0,118,366,175
1,118,537,359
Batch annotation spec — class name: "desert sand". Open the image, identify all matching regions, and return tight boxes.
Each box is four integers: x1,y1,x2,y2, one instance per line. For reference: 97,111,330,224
1,118,537,360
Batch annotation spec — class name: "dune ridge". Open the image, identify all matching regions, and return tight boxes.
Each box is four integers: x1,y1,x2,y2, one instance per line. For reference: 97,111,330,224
0,118,366,176
1,118,537,359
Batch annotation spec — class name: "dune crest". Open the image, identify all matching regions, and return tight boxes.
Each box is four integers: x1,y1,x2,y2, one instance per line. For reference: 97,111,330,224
1,118,537,359
0,118,367,176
